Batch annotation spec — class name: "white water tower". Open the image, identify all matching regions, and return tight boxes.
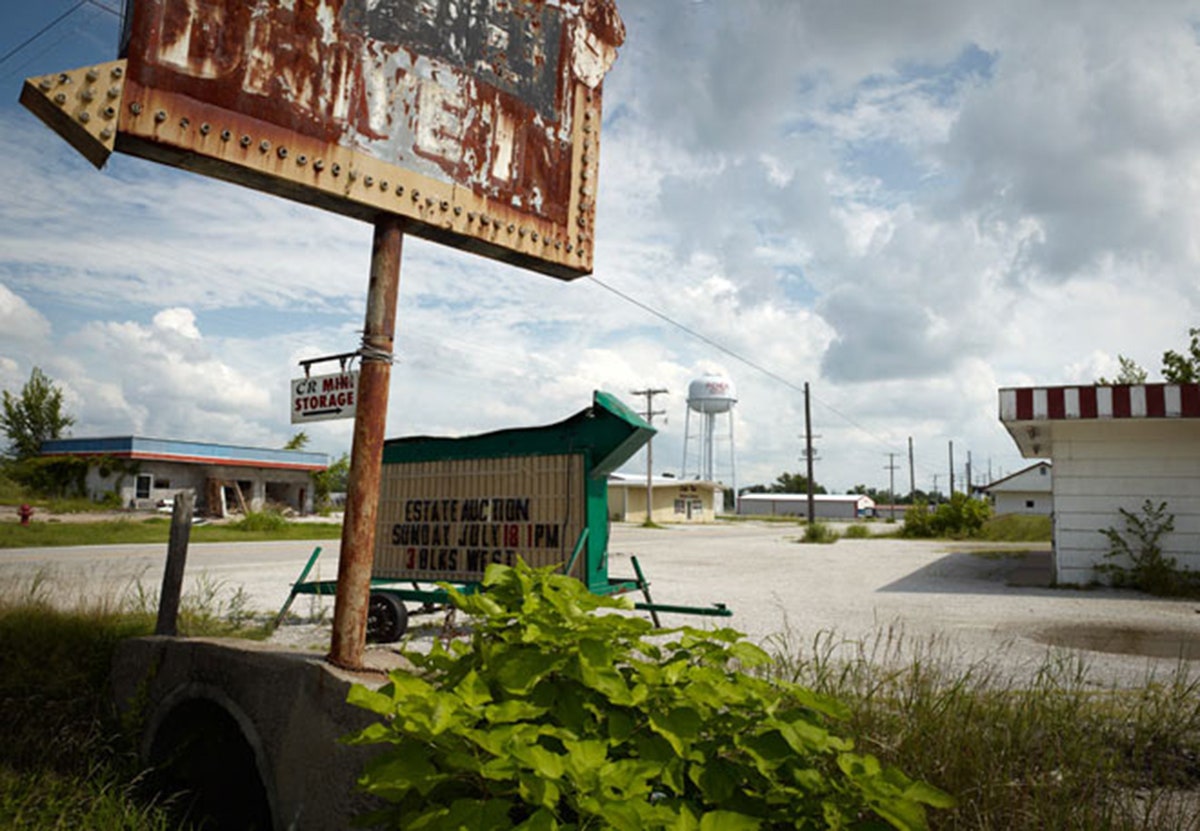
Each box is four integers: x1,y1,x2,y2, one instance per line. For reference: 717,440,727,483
681,374,738,500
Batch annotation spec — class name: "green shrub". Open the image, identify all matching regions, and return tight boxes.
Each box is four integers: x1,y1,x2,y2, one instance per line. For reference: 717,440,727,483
232,510,288,532
345,560,951,830
800,520,838,544
843,523,872,539
902,494,991,539
1096,500,1200,596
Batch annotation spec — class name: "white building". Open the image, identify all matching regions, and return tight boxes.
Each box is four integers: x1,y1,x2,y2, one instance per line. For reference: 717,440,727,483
999,384,1200,585
607,474,723,523
39,436,328,516
737,493,875,520
982,462,1053,516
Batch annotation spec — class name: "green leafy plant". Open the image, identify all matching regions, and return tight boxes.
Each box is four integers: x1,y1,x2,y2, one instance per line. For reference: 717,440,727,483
901,494,991,539
345,560,951,830
1096,500,1198,596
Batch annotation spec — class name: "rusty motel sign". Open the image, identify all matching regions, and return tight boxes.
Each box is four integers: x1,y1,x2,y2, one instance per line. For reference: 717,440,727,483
22,0,625,669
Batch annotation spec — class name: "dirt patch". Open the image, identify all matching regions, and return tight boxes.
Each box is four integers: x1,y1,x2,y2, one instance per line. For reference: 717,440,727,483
1034,624,1200,660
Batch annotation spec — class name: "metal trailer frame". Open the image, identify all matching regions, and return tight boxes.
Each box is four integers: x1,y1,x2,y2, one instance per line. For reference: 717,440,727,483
274,392,731,641
275,545,731,642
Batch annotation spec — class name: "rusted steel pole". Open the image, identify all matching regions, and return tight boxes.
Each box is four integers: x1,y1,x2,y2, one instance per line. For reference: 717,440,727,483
328,216,404,670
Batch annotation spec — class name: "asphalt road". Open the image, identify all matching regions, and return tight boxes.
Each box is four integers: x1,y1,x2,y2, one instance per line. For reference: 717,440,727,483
4,522,1199,686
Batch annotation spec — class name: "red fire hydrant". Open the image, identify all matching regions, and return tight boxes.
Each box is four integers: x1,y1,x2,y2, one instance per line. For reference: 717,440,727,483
17,504,33,526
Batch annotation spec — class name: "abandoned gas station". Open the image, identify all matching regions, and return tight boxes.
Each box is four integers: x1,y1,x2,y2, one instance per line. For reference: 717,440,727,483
39,436,328,516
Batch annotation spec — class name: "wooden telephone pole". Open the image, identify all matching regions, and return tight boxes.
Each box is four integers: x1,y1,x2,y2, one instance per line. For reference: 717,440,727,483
630,388,668,524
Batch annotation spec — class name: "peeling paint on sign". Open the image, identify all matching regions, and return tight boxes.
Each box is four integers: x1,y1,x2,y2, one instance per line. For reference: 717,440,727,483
96,0,625,278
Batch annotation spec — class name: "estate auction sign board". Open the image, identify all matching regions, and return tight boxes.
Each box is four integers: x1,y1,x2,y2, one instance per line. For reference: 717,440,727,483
291,370,359,424
373,454,586,582
21,0,625,279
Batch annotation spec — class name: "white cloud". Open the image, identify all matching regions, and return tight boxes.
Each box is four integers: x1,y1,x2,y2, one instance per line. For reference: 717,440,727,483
3,0,1200,494
0,281,51,347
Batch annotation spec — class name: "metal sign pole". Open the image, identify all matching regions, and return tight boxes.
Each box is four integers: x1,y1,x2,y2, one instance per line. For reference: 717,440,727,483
328,216,404,670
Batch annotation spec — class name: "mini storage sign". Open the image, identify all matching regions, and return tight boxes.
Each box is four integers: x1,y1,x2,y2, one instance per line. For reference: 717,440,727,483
291,371,359,424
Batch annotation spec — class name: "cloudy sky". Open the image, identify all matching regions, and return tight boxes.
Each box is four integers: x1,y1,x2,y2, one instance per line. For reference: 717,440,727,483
2,0,1199,496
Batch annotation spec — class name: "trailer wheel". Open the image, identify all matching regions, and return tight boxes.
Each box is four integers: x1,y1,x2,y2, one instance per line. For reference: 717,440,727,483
366,592,408,643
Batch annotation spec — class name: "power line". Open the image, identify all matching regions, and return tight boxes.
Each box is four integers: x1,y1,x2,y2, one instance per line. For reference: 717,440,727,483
0,3,89,69
587,274,907,457
588,276,808,396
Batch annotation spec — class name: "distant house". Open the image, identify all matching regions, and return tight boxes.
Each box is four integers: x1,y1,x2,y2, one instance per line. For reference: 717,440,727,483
737,493,875,520
39,436,328,516
999,384,1200,585
607,474,722,523
982,462,1053,516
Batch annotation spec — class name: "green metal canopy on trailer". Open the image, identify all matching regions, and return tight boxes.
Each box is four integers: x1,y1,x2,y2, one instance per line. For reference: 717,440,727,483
373,391,654,595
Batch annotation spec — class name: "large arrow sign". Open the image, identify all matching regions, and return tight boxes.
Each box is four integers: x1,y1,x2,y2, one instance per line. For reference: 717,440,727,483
21,0,625,280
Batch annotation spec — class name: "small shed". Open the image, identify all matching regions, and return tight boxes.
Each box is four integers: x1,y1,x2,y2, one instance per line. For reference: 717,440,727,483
606,474,723,523
999,384,1200,585
982,462,1053,516
737,493,875,520
38,436,328,516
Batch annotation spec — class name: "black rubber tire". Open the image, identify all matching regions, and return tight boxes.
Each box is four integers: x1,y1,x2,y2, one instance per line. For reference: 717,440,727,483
366,592,408,643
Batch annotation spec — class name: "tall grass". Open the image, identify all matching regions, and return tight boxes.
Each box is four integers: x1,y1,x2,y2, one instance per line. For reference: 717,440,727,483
0,573,277,828
763,626,1200,830
978,513,1053,543
0,516,343,548
0,592,180,828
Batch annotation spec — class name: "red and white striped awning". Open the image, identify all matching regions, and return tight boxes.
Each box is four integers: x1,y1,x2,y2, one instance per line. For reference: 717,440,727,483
999,384,1200,458
1000,384,1200,422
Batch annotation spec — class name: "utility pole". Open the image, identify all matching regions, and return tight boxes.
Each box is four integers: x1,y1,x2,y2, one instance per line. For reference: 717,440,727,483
884,452,899,520
630,388,668,525
907,436,915,501
931,473,940,504
966,451,973,498
948,440,955,497
804,382,816,524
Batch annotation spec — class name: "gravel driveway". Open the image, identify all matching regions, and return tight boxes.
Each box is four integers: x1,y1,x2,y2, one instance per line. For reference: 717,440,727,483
6,520,1199,686
604,522,1200,687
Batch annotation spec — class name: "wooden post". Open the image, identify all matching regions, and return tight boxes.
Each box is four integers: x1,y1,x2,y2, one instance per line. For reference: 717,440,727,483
328,217,404,670
155,490,194,636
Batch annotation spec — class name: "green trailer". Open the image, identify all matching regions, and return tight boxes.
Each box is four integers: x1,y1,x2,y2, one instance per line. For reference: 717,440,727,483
279,391,731,641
